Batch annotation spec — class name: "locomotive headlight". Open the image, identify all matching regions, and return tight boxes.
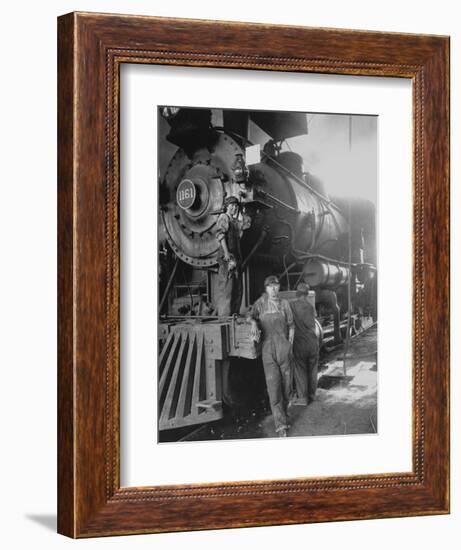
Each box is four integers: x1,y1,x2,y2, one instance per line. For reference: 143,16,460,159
231,153,249,184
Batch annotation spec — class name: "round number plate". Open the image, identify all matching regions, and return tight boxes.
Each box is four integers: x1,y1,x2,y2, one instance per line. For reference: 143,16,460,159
176,179,196,210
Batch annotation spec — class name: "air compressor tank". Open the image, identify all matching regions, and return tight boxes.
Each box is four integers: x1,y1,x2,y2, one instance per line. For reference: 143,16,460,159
302,259,349,289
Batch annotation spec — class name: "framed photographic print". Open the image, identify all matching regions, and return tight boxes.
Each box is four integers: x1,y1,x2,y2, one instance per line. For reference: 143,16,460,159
57,12,450,537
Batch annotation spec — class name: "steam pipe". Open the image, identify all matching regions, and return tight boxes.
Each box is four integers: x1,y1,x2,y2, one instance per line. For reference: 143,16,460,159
159,257,179,313
241,227,269,271
257,189,300,214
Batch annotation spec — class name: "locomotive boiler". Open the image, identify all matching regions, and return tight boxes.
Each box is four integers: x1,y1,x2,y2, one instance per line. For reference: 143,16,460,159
158,107,376,433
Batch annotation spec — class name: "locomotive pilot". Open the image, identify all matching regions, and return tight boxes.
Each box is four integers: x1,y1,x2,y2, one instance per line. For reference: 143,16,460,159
215,196,250,316
248,275,295,437
290,283,319,405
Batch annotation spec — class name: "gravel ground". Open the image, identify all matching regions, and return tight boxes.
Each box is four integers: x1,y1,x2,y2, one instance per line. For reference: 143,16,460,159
183,325,378,442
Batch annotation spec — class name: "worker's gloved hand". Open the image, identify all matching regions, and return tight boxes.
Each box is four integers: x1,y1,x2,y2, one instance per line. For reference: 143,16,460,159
227,254,237,276
249,320,261,343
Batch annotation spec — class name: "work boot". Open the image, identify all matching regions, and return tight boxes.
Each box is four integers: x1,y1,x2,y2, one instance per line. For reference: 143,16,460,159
290,397,308,407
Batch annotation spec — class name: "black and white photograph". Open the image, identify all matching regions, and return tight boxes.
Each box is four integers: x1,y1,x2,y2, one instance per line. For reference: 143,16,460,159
157,106,378,442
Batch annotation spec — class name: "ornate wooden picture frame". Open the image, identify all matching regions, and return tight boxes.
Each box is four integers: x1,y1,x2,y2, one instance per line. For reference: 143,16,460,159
57,12,450,537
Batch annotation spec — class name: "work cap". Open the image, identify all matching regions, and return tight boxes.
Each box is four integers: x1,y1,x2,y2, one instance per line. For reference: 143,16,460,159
264,275,280,287
223,196,239,208
296,282,310,295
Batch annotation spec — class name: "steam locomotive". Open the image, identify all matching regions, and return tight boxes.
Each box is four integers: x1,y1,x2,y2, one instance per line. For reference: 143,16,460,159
158,107,377,433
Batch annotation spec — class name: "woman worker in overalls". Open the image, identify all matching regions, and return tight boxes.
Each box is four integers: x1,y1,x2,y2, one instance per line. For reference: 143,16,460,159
215,196,251,316
248,275,295,437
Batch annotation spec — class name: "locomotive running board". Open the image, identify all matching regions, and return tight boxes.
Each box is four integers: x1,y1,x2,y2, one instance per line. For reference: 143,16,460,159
158,325,224,431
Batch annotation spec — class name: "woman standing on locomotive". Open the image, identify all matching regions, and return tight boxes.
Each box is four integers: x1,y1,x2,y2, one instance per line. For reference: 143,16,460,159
248,275,295,437
215,196,243,316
